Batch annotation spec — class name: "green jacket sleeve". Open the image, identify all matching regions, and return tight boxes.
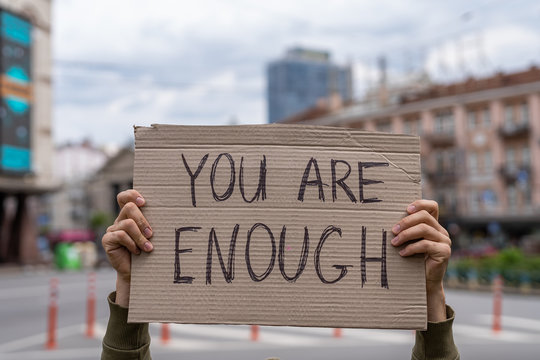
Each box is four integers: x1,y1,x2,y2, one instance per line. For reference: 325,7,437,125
101,292,152,360
411,305,460,360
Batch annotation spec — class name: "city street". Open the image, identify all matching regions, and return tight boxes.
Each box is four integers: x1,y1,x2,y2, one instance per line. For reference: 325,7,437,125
0,268,539,359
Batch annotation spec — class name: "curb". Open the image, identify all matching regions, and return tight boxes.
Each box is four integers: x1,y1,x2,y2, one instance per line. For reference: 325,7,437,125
445,281,540,296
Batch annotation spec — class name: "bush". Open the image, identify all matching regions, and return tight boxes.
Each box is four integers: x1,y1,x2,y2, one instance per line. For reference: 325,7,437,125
450,248,540,287
454,258,475,283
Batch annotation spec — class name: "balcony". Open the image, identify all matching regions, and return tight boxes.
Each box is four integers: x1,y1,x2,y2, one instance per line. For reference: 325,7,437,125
423,132,455,147
438,203,458,218
498,122,529,138
426,169,457,185
499,164,531,183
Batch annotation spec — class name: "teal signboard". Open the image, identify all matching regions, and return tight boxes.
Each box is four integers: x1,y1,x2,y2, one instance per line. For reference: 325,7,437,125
0,10,32,174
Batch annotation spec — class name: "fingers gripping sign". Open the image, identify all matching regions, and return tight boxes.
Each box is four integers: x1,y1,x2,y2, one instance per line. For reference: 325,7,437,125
391,200,451,280
102,190,154,305
391,199,452,322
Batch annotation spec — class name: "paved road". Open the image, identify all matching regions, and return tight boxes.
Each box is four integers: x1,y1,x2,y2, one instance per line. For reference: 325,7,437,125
0,268,539,359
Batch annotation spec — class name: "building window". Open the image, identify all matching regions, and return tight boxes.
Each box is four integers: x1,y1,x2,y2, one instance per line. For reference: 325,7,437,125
435,191,447,212
348,121,364,129
445,149,456,170
505,148,515,171
523,183,532,206
507,185,517,210
376,120,392,133
403,117,421,135
482,108,491,128
435,151,444,172
403,121,412,134
469,190,479,213
522,146,530,166
448,188,457,212
434,109,454,134
484,151,492,173
504,101,528,128
504,105,514,126
468,107,490,130
482,189,498,209
520,102,529,124
467,111,476,130
468,153,478,175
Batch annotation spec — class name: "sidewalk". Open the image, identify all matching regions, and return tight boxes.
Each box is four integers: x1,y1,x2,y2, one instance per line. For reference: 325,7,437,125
0,263,55,276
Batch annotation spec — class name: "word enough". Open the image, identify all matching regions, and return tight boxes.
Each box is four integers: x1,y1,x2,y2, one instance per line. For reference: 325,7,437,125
173,223,389,289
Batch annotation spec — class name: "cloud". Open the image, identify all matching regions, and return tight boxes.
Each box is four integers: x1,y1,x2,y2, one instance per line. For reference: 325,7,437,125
52,0,540,146
425,25,540,81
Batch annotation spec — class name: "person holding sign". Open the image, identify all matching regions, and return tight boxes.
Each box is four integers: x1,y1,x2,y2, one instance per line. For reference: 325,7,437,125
101,190,459,360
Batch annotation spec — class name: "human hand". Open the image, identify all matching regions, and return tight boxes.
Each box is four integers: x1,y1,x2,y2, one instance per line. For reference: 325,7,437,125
102,189,153,306
391,200,451,322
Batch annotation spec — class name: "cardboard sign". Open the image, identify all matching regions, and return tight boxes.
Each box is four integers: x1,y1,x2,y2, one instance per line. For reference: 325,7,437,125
129,124,426,329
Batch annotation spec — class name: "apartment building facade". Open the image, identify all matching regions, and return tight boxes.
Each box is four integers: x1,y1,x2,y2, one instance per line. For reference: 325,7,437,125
282,67,540,249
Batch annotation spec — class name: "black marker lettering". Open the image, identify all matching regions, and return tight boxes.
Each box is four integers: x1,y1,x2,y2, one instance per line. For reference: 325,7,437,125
206,225,239,285
360,227,389,289
358,162,389,203
314,225,351,284
239,155,267,203
298,157,326,202
174,227,200,284
331,159,357,203
245,223,276,282
278,226,309,282
210,153,235,202
181,154,209,207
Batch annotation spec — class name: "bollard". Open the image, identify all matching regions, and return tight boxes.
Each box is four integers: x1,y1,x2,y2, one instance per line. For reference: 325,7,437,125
333,328,342,338
161,323,170,344
86,272,96,338
492,274,502,333
46,278,58,350
251,325,259,341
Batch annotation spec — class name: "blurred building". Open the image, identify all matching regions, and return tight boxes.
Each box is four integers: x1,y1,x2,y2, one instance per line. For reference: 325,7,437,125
0,0,54,264
281,66,540,250
87,148,134,220
267,47,353,123
50,140,107,232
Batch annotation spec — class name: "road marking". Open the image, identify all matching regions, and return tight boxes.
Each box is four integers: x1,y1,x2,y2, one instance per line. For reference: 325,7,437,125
0,324,84,353
154,323,320,346
0,347,100,359
160,324,250,341
149,323,413,346
454,324,540,343
345,329,413,344
476,315,540,332
0,281,111,300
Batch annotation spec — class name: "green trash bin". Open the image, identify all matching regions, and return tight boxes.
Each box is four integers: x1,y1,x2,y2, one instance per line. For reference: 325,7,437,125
55,242,81,270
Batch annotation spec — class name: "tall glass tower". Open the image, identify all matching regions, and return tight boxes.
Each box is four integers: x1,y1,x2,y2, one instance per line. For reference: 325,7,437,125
267,47,353,123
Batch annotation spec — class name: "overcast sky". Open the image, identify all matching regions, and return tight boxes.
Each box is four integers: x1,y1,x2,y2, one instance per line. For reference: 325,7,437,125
52,0,540,147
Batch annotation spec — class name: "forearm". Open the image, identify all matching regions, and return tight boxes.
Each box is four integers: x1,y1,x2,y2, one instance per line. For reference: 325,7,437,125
115,276,131,308
426,282,446,322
